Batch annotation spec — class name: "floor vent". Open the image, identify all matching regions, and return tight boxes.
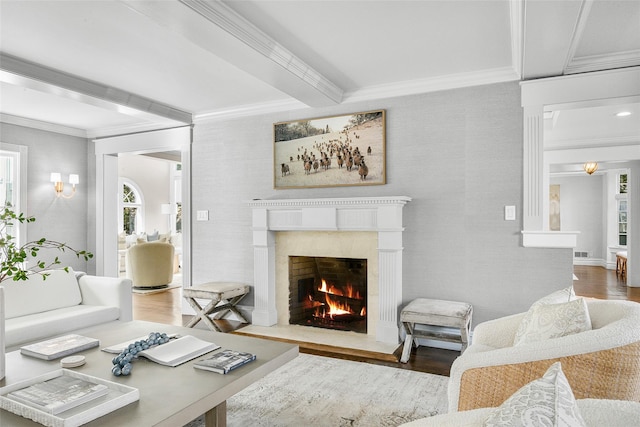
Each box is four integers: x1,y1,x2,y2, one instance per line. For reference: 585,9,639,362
574,251,589,258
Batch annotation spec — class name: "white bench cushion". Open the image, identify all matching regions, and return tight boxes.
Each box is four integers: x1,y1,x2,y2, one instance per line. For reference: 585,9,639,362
401,298,472,327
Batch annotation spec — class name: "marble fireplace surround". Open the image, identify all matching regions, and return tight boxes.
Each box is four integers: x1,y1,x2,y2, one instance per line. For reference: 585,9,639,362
248,196,411,347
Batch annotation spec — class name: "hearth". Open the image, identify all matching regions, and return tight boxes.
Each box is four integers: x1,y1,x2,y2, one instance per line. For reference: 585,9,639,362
289,256,367,334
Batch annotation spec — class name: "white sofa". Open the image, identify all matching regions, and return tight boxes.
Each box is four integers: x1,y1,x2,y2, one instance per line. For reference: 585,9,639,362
2,269,132,349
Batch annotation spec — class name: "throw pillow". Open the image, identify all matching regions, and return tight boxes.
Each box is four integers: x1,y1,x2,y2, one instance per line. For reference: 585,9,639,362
147,231,160,242
483,362,586,427
514,298,591,346
514,286,576,344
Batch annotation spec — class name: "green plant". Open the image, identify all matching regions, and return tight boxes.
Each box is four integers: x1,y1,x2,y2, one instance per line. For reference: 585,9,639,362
0,203,93,282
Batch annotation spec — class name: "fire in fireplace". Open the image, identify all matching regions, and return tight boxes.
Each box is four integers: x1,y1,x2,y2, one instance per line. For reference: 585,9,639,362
289,256,367,333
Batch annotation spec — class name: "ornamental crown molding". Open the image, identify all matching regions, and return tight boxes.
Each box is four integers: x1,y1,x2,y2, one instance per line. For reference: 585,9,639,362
248,196,412,209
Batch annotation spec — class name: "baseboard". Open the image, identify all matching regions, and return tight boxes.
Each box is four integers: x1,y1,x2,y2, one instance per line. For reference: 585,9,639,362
572,258,606,267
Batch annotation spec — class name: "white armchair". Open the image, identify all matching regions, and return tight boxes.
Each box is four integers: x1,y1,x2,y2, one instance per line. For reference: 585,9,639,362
448,299,640,412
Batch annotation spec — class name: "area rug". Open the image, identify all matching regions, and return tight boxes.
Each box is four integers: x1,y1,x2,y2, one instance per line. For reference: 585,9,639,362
185,353,448,427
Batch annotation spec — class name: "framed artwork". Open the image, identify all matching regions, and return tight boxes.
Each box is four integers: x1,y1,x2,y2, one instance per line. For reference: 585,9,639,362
549,184,561,231
273,110,386,189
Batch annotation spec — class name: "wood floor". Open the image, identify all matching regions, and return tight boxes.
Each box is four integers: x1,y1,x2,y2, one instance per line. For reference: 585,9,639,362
133,265,638,377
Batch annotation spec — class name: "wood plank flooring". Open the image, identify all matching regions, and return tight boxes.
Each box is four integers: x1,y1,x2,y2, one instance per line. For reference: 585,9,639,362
133,265,638,377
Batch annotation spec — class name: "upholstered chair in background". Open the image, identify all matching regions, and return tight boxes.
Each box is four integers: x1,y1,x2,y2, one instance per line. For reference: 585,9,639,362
125,242,175,289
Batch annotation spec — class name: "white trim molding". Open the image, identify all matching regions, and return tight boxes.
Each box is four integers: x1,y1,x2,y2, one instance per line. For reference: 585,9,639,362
522,231,580,248
520,67,640,249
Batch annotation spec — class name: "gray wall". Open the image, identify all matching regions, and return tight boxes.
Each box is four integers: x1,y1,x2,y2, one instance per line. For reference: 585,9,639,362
191,81,574,326
1,123,93,274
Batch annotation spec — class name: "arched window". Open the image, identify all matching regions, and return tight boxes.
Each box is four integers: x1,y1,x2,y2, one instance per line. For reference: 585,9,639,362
119,179,144,235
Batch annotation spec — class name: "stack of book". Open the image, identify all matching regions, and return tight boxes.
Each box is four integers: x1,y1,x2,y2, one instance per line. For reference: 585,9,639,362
6,375,108,415
193,349,257,374
20,334,99,360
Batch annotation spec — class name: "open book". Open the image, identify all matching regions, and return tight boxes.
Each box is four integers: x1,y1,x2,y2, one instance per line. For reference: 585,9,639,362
102,333,179,354
117,335,219,367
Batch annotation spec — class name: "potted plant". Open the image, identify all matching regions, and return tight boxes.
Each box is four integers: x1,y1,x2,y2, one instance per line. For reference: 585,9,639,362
0,203,93,379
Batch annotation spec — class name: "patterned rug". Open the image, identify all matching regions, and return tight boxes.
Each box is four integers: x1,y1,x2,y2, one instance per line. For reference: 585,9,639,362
185,353,448,427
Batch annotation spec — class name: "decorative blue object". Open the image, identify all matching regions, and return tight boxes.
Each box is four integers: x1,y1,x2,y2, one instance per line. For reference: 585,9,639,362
111,332,170,376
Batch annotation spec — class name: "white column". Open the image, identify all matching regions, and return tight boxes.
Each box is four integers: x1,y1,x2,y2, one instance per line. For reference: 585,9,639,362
251,208,278,325
628,161,640,287
252,236,278,325
377,230,403,344
523,105,544,232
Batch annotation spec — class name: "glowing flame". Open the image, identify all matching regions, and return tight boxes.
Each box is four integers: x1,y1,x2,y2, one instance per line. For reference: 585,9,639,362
318,279,361,299
324,293,353,318
313,278,366,319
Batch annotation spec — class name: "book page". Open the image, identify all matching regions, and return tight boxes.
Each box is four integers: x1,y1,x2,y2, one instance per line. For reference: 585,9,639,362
101,333,179,354
137,336,219,367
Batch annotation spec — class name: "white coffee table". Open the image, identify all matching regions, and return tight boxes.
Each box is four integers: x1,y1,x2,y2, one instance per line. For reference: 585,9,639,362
0,320,298,426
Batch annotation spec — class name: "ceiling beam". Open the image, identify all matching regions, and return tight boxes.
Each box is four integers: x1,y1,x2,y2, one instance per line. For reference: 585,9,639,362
122,0,342,108
521,0,586,79
0,53,192,125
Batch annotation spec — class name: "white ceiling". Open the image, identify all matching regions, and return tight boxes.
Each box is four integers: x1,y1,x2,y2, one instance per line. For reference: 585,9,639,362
1,0,639,159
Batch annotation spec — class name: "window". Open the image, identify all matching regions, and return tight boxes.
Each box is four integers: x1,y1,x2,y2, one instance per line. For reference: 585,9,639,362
617,173,628,247
120,180,144,235
171,162,182,233
1,145,27,247
0,151,17,207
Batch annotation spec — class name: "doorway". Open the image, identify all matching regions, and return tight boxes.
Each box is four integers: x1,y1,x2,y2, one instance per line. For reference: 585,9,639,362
93,126,192,294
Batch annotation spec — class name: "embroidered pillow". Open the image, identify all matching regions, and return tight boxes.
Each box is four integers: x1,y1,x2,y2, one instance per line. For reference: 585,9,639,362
514,298,591,346
514,286,576,344
483,362,586,427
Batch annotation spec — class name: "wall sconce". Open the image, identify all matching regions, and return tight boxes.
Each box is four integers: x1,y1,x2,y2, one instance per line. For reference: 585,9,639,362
50,173,79,199
583,162,598,175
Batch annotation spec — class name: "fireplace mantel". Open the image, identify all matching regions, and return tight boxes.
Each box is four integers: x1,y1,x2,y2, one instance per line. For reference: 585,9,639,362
249,196,411,345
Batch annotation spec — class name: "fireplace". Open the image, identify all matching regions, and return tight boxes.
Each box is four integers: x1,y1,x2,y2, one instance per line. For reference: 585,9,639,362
289,256,367,333
249,196,411,346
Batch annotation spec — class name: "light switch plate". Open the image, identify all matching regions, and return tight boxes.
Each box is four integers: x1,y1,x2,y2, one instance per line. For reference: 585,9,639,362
505,205,516,221
196,210,209,221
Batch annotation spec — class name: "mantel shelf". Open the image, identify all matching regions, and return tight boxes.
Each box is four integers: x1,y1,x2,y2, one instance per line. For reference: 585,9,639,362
521,230,580,248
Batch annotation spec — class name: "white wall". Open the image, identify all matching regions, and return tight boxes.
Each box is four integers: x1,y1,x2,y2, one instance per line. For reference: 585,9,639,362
118,154,172,235
191,81,574,327
550,174,604,263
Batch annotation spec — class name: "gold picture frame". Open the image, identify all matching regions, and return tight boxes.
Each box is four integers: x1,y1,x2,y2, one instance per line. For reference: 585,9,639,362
274,110,386,189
